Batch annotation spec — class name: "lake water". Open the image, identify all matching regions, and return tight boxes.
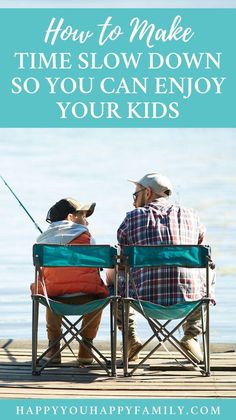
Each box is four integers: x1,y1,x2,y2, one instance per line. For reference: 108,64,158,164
0,127,235,343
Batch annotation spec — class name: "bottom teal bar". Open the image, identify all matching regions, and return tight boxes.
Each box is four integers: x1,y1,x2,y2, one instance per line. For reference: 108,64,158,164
0,399,235,420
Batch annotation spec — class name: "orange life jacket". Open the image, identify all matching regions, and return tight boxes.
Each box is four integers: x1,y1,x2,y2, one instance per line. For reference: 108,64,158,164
31,231,109,298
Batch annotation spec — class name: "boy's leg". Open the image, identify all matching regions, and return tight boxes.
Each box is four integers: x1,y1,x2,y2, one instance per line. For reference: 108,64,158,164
46,307,62,341
64,294,103,363
43,307,62,363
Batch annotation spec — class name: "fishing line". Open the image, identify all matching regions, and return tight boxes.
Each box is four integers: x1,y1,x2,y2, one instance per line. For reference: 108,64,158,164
0,175,42,233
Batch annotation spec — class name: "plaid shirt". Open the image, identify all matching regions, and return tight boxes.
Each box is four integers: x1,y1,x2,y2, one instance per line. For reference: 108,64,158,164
117,198,206,305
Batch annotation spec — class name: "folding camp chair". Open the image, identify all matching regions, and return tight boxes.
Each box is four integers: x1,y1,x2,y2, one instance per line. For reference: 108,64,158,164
121,245,212,377
32,244,118,376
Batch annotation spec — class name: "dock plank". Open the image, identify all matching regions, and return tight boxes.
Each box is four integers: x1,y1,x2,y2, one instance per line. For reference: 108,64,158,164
0,343,236,399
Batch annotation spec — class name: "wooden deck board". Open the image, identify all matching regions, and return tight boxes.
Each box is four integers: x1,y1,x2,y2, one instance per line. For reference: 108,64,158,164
0,344,236,399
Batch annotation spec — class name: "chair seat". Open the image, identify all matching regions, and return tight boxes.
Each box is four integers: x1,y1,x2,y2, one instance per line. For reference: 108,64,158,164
36,294,110,316
129,298,208,320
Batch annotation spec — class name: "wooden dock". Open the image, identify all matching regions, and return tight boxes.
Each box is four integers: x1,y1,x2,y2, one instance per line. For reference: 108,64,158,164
0,340,236,399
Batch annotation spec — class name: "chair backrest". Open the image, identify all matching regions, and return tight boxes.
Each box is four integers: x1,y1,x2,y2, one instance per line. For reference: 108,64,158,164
123,244,210,268
123,244,211,298
33,244,117,268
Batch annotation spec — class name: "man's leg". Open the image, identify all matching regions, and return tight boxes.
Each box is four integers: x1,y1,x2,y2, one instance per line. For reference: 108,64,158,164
117,303,142,361
107,269,142,361
180,307,204,363
182,307,202,338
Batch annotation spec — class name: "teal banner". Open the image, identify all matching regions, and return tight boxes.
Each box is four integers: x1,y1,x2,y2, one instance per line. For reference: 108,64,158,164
0,8,235,127
0,399,236,420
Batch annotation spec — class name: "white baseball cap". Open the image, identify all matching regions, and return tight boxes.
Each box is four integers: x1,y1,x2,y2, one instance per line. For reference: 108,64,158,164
128,173,173,198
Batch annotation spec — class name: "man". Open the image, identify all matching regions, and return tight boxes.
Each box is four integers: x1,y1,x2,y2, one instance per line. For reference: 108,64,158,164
32,197,109,365
117,172,212,363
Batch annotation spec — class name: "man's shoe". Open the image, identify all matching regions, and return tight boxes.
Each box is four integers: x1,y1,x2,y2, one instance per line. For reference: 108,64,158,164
77,357,94,365
77,338,94,365
180,337,203,363
127,336,143,361
42,342,61,364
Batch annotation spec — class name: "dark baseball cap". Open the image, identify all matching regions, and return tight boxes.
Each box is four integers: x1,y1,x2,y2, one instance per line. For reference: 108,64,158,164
46,198,96,223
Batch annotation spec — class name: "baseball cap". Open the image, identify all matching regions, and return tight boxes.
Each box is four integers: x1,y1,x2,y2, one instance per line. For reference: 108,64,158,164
46,198,96,223
128,173,173,198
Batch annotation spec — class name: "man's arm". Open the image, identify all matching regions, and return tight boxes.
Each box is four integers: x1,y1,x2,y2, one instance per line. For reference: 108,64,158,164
117,214,130,245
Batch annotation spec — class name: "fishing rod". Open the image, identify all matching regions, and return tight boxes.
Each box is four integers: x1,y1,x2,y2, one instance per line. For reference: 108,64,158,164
0,175,42,233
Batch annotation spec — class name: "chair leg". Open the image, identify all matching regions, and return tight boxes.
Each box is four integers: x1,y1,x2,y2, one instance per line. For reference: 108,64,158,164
32,298,39,375
200,303,210,376
201,305,207,372
122,299,130,376
205,303,210,376
110,298,117,377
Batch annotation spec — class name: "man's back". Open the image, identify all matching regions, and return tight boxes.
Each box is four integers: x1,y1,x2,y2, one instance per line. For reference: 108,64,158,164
117,198,206,305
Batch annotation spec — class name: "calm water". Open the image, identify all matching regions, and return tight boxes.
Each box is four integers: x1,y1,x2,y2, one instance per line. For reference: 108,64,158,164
0,128,235,343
